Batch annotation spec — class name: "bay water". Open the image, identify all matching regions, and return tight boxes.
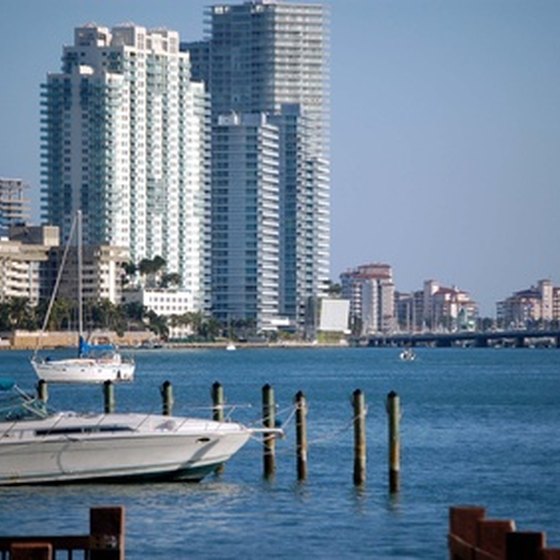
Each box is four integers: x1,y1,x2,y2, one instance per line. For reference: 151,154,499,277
1,347,559,558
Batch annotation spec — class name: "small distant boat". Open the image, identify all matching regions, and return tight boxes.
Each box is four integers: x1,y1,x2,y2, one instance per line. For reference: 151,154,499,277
0,378,280,485
399,348,416,361
226,342,237,351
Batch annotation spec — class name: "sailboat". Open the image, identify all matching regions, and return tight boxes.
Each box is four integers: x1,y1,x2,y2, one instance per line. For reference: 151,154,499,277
30,211,135,383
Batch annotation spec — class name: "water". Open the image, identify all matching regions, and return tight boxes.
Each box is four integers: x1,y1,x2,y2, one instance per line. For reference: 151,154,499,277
1,347,559,558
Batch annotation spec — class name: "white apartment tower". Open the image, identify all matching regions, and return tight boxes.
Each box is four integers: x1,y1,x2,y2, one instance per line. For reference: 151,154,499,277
185,0,330,332
41,24,211,311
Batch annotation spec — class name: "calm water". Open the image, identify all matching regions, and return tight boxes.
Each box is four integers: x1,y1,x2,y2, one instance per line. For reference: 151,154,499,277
1,347,559,559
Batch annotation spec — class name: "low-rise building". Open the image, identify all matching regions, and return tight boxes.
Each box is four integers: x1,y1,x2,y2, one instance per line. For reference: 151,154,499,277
497,279,560,328
0,225,59,305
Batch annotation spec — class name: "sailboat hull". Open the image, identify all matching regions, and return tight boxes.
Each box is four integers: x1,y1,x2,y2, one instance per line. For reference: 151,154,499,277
31,357,135,384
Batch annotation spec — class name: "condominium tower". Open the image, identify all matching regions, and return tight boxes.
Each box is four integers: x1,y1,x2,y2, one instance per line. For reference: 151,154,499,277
184,0,330,332
41,24,211,311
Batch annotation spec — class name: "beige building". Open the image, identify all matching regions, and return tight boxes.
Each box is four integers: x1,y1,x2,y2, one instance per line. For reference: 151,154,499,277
0,226,59,305
497,279,560,327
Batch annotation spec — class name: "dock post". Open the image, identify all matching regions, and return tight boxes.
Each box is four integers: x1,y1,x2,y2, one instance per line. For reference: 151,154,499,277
37,379,48,403
90,506,125,560
212,381,225,474
211,381,224,423
295,391,308,481
387,391,400,492
103,380,115,414
262,383,276,479
352,389,367,486
161,380,174,416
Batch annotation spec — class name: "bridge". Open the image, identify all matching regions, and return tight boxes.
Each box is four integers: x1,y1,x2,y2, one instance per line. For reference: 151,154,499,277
363,328,560,348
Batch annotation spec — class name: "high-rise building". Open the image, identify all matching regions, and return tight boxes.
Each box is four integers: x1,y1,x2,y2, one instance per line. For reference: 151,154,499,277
212,113,280,331
184,0,330,332
0,178,30,236
41,24,211,311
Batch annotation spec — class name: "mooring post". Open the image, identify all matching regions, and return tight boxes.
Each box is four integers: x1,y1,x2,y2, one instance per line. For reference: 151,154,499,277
262,383,276,478
161,380,174,416
211,381,224,422
103,380,115,414
352,389,366,486
212,381,225,474
295,390,308,481
37,379,48,403
90,506,125,560
387,390,400,492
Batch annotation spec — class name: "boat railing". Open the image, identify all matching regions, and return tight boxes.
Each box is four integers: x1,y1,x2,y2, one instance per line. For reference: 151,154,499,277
0,506,125,560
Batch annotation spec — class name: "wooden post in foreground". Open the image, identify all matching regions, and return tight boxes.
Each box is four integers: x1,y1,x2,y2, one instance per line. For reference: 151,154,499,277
262,383,276,479
212,381,225,474
352,389,366,486
295,391,308,481
387,391,400,493
161,380,174,416
103,380,115,414
37,379,48,403
10,543,52,560
89,506,125,560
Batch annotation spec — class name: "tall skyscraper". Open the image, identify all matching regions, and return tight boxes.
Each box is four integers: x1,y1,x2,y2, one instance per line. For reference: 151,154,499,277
41,24,211,311
185,0,330,333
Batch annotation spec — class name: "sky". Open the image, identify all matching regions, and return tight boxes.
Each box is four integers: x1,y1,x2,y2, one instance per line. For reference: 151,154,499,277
1,0,559,316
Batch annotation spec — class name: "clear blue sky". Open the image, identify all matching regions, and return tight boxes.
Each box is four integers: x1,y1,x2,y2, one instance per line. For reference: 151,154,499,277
1,0,559,316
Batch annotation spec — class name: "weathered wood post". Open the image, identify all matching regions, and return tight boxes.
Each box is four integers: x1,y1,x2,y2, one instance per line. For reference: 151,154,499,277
89,506,125,560
387,390,400,492
10,543,53,560
295,391,308,481
103,380,115,414
212,381,225,475
211,381,224,423
262,383,276,478
161,380,174,416
352,389,367,486
37,379,48,403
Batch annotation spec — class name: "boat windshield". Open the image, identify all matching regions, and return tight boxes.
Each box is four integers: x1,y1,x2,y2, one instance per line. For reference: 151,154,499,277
0,384,52,422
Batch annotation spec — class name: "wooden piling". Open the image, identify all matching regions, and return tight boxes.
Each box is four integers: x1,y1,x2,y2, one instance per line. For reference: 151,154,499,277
262,383,276,479
387,391,400,492
212,381,225,475
211,382,224,423
37,379,48,403
103,380,115,414
89,506,125,560
352,389,366,486
161,380,174,416
295,391,308,481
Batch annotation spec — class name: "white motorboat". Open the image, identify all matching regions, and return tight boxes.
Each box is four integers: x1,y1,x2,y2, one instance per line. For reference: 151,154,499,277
30,210,135,384
226,342,237,351
399,348,416,361
0,379,268,485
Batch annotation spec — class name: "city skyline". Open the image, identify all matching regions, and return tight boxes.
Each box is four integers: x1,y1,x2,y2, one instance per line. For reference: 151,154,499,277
1,1,560,315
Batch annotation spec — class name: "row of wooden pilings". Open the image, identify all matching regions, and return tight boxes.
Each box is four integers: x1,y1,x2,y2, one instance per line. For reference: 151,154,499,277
37,379,402,490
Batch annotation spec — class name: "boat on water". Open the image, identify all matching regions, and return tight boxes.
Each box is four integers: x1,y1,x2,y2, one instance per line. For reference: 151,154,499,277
226,342,237,351
399,348,416,361
30,210,134,384
0,378,272,485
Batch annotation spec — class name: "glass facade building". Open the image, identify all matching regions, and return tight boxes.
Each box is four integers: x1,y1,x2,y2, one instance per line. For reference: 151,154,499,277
185,0,330,332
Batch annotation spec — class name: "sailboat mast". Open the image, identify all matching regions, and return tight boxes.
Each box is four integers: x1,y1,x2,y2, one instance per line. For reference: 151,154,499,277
77,210,83,338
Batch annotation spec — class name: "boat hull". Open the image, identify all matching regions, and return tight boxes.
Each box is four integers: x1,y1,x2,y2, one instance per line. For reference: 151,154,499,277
0,413,250,484
31,358,135,383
